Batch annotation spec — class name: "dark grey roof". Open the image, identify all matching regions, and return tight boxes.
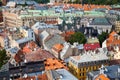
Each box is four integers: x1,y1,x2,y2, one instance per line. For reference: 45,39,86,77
78,27,98,37
90,18,111,25
0,61,45,79
88,65,120,79
105,65,120,78
0,71,9,80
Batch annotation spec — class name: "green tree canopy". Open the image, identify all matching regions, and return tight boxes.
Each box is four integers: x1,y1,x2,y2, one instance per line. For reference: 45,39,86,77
68,32,86,44
98,32,109,47
0,49,9,68
34,0,50,3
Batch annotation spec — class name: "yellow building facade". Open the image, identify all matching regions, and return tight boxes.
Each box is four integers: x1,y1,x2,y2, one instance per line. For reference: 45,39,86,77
68,52,109,80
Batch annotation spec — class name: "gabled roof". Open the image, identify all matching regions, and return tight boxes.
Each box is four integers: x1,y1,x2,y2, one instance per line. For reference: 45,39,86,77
24,48,55,62
52,44,64,53
22,41,39,54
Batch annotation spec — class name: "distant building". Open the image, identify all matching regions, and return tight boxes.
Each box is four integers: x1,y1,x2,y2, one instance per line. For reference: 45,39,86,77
87,65,120,80
89,18,112,34
68,49,109,80
32,22,60,44
115,20,120,33
115,15,120,33
8,27,35,48
3,9,58,27
78,26,98,38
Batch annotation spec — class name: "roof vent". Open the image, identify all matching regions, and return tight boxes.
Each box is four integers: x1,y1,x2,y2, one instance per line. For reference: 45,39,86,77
24,74,27,78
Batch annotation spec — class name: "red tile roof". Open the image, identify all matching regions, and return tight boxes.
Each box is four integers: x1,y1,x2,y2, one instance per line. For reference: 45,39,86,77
0,33,7,38
22,41,39,54
84,43,100,51
61,30,75,41
53,3,111,11
24,48,55,62
14,50,24,63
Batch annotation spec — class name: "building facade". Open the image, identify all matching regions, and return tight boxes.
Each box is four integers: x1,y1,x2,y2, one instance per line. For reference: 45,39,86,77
3,9,58,27
115,21,120,33
68,50,109,80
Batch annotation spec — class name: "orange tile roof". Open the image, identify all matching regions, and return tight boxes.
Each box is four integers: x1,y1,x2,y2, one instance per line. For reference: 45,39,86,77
44,58,68,70
106,31,120,47
61,30,75,41
109,31,117,36
53,3,111,11
95,74,110,80
65,30,75,35
45,21,58,24
52,44,64,53
22,41,39,54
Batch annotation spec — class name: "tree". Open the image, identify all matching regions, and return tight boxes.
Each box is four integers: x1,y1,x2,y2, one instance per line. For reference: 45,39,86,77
35,0,50,3
68,32,86,44
98,32,109,47
0,49,9,68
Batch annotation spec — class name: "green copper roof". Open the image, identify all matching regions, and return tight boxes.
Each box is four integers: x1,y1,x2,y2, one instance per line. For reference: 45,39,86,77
19,10,105,18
